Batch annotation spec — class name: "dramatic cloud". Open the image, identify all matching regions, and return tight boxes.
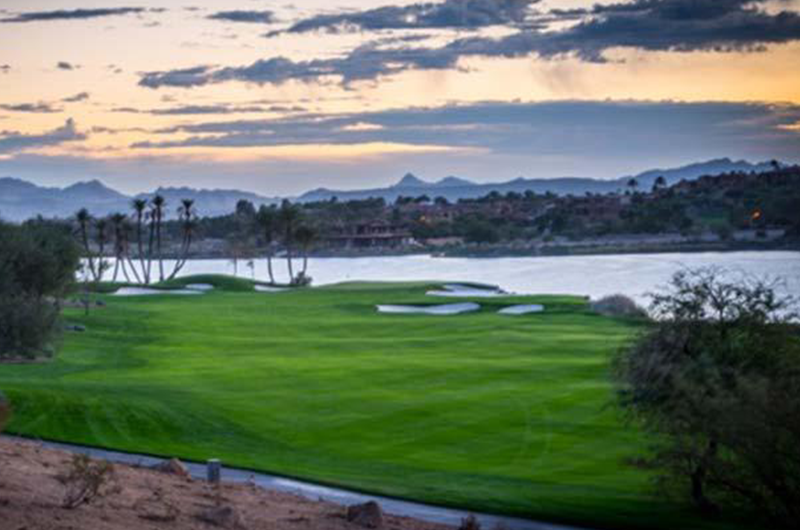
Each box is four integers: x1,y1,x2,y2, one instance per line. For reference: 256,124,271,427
63,92,90,103
56,61,77,70
131,100,800,164
0,102,61,113
272,0,538,35
140,0,800,88
0,119,86,154
208,10,274,24
1,8,147,23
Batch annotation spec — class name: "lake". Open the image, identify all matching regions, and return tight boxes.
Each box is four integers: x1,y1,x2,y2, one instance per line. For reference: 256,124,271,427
125,251,799,304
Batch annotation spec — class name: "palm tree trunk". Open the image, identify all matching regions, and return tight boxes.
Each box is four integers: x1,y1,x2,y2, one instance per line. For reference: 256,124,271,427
120,258,131,283
266,254,275,284
302,248,308,276
167,231,192,281
112,256,120,282
286,248,294,283
80,226,97,281
146,219,155,284
136,217,147,285
157,215,164,282
126,255,142,284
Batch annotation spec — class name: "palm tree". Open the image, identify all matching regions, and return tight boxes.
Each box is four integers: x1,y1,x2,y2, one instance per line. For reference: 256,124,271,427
94,218,109,282
151,195,166,282
278,200,301,283
131,198,149,284
294,225,316,278
256,205,277,284
75,208,96,280
110,213,127,282
167,199,197,280
652,175,667,193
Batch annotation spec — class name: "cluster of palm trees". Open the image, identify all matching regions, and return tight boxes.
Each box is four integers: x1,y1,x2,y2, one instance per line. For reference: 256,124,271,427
254,200,316,286
75,195,197,285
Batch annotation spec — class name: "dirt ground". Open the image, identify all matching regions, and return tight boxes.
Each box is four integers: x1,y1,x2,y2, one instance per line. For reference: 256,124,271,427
0,437,454,530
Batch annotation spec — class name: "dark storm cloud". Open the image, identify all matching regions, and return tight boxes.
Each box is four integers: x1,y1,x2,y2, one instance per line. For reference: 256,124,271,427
0,119,86,154
270,0,538,36
139,0,800,88
208,10,274,24
0,102,61,113
1,7,147,23
130,100,800,164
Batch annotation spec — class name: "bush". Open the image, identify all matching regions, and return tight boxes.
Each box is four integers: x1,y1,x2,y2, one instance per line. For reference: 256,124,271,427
0,296,60,358
0,222,80,358
591,294,648,319
614,268,800,527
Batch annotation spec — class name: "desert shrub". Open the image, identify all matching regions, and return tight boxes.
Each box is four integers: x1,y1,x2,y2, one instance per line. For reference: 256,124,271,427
0,296,60,359
614,268,800,527
61,454,115,509
0,222,80,358
591,294,648,319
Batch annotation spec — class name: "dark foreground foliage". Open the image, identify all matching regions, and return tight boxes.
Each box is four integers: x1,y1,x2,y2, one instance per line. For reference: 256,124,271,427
615,268,800,527
0,221,80,358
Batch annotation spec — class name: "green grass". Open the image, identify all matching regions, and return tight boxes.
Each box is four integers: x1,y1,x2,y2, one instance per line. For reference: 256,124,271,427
0,276,746,529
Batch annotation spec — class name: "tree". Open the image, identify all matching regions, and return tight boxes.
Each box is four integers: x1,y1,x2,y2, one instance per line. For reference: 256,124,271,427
166,199,197,280
0,222,80,358
150,195,166,282
278,200,301,283
256,205,278,284
94,218,109,281
627,178,639,195
614,268,800,527
74,208,97,280
294,224,316,279
109,213,129,282
131,198,149,283
652,176,667,193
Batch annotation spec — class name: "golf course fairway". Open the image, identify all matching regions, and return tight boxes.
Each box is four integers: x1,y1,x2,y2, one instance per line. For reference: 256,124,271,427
0,276,740,530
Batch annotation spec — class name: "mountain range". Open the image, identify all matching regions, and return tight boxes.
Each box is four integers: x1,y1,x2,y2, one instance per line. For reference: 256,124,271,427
297,158,774,203
0,158,775,222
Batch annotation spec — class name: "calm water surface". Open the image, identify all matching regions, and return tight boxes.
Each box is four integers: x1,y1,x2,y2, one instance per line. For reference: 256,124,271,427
162,251,800,304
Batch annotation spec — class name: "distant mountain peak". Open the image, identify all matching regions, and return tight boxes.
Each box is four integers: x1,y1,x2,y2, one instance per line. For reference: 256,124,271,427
394,173,429,188
436,176,474,188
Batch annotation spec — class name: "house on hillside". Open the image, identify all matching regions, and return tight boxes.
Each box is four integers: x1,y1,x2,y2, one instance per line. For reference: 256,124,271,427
326,221,416,249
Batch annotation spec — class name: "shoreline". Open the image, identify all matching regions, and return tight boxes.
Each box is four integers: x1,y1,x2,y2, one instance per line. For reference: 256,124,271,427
83,243,799,261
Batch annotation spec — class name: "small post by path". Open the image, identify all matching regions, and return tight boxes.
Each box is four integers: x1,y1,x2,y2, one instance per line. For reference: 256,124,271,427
207,458,221,484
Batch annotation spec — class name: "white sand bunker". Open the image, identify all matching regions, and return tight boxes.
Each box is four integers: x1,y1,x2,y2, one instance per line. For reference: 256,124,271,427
255,285,288,293
498,304,544,315
427,284,508,298
112,287,203,297
185,283,214,291
377,302,480,315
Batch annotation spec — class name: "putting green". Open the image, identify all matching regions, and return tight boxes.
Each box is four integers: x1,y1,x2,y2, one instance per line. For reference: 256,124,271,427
0,276,742,529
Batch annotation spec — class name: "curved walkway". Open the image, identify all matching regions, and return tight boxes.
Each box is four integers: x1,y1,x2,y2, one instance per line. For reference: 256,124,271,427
12,436,589,530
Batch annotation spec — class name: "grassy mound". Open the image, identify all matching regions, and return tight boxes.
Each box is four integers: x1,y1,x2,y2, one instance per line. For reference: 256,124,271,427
0,280,740,530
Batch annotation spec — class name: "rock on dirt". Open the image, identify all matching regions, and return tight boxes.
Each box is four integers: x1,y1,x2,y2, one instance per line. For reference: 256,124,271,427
347,501,385,528
152,457,191,478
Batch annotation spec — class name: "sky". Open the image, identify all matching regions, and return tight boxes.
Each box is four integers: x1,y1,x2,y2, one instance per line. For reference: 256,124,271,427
1,0,799,195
